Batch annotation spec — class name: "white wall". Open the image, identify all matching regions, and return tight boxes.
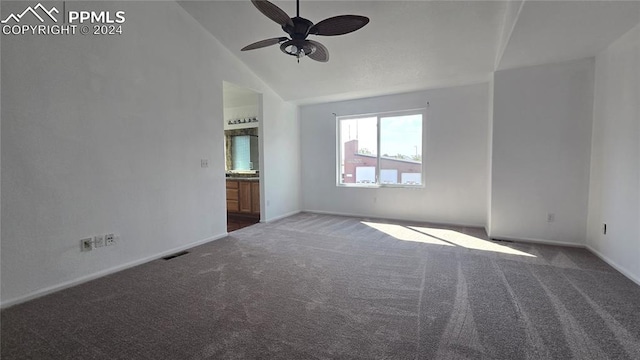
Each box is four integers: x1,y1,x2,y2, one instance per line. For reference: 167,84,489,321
491,58,594,245
223,104,259,130
587,22,640,283
262,100,300,221
1,1,299,306
300,84,489,226
222,86,260,130
486,75,495,235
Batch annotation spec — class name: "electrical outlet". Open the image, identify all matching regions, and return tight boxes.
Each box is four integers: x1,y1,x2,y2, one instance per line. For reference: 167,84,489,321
547,213,555,223
80,238,93,252
105,233,115,246
201,159,209,168
94,235,104,248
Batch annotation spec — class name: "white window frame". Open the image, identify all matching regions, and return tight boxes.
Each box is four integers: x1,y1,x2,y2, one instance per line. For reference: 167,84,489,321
336,108,426,188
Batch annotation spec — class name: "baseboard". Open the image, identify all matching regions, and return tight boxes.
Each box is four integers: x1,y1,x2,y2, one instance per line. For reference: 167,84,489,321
264,210,301,223
303,209,485,229
0,233,229,309
490,235,585,248
585,245,640,286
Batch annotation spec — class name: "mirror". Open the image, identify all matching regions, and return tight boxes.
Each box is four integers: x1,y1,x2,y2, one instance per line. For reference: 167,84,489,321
225,128,259,172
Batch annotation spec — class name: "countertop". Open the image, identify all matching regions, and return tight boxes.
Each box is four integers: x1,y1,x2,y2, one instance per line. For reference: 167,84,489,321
226,177,260,181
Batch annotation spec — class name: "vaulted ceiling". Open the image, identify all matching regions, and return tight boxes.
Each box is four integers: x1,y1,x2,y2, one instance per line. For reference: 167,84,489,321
179,1,640,104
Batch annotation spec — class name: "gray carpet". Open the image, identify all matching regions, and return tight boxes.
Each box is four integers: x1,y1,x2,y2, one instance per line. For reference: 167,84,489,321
2,212,640,359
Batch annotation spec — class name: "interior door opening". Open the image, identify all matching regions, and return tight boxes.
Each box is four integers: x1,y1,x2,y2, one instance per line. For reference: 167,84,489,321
222,81,262,232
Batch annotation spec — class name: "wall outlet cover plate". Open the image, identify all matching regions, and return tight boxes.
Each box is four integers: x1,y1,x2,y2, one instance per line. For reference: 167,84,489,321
94,235,105,248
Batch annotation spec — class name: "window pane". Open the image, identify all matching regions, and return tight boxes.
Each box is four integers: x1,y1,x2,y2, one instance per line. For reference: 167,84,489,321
380,114,422,185
380,169,398,184
355,166,376,184
339,117,377,184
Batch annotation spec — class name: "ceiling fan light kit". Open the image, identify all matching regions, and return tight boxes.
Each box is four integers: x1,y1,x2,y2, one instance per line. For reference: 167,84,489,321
241,0,369,63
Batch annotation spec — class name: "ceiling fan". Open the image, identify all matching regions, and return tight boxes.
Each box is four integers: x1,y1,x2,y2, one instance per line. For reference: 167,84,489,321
241,0,369,63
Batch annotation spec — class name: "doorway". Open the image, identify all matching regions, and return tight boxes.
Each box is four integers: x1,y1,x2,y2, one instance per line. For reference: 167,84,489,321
222,82,262,232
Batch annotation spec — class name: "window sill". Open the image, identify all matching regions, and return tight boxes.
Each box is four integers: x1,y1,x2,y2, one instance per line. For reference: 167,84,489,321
336,183,425,189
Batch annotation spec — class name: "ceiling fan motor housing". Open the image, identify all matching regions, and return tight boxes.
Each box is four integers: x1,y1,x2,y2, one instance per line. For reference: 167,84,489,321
283,17,313,40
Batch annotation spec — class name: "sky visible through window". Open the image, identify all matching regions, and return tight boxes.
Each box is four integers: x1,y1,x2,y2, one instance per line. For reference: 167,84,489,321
340,114,422,159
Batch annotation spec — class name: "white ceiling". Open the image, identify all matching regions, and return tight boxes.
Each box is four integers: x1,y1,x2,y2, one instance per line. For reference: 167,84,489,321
498,0,640,70
179,1,640,104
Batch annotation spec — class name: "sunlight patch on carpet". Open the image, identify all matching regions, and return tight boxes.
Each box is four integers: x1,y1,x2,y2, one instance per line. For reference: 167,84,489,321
361,222,454,246
361,221,535,257
410,226,536,257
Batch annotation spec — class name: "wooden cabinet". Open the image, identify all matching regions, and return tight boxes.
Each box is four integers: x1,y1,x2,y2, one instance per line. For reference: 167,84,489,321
239,181,252,213
226,180,259,216
251,182,260,213
226,180,239,212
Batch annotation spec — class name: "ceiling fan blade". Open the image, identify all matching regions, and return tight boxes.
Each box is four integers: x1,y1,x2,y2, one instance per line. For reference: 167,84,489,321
307,40,329,62
241,37,288,51
250,0,293,27
309,15,369,36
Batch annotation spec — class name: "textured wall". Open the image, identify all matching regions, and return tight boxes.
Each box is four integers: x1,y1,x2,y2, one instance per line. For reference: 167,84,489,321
587,22,640,283
491,58,594,245
300,84,489,226
1,1,299,306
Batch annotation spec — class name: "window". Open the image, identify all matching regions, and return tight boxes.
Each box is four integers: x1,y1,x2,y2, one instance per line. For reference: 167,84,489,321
338,109,424,187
